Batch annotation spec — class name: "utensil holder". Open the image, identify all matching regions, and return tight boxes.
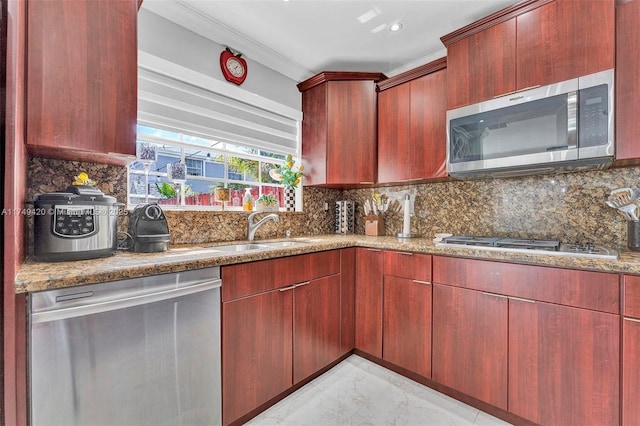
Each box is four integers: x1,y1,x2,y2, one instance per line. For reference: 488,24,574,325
628,221,640,251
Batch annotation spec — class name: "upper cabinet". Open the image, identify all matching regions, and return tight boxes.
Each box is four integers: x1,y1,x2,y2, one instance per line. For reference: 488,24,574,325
377,58,447,184
442,0,614,110
298,72,385,186
615,0,640,162
26,0,138,165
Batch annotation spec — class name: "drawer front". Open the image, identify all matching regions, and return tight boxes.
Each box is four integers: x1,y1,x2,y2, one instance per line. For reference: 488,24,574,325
383,251,431,282
222,250,340,301
624,275,640,319
433,256,619,314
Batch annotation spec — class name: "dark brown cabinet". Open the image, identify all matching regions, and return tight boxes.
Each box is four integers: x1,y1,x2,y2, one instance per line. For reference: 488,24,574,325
623,275,640,426
26,0,137,164
354,248,384,357
615,0,640,162
432,284,508,409
432,256,620,425
377,61,447,183
298,72,385,186
221,251,342,425
443,0,614,109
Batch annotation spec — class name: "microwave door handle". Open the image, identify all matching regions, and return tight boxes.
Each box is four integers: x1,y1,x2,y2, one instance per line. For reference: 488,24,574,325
567,91,578,149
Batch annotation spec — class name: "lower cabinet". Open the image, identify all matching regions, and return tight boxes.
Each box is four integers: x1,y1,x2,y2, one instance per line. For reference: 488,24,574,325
432,284,508,409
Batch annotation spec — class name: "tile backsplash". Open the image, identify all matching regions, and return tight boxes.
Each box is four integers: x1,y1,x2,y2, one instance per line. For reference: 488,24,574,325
27,156,639,251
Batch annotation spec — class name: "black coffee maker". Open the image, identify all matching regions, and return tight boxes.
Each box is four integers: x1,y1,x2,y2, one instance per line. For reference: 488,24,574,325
128,203,170,252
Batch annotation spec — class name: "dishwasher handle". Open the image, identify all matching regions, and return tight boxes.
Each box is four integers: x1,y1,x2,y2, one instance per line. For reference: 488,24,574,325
31,279,221,324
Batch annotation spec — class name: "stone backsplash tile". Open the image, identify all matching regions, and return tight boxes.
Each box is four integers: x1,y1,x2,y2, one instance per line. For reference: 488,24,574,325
27,156,640,251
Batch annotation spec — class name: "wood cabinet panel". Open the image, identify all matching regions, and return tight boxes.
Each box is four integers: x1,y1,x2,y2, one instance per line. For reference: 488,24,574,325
340,248,356,354
26,0,137,160
326,80,378,184
616,0,640,161
222,289,293,425
222,251,340,301
509,300,619,425
433,256,619,313
293,275,341,383
623,317,640,426
409,70,447,179
383,276,431,378
383,251,431,282
355,248,384,357
432,284,508,409
446,19,516,109
377,83,411,183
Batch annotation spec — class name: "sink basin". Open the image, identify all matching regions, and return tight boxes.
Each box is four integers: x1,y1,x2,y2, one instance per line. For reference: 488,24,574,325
257,241,309,248
212,243,268,252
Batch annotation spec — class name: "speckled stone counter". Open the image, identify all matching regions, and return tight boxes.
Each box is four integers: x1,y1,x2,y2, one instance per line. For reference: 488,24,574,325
15,234,640,293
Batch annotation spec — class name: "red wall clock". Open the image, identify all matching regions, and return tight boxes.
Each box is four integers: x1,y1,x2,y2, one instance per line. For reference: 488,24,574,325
220,48,247,85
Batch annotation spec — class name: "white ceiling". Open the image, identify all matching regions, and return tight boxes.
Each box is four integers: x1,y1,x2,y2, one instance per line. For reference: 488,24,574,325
142,0,519,82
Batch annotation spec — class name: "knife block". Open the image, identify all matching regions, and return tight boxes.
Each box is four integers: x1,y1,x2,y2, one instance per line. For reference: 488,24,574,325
365,214,385,236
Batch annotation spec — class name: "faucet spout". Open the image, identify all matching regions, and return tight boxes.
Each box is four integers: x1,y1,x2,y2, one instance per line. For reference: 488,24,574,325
247,212,280,241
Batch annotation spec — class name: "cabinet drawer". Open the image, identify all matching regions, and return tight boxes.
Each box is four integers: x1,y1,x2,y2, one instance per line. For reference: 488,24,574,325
383,251,431,282
222,250,340,301
433,256,619,314
624,275,640,319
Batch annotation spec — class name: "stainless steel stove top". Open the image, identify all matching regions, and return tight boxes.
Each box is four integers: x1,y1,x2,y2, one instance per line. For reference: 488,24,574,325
438,236,618,260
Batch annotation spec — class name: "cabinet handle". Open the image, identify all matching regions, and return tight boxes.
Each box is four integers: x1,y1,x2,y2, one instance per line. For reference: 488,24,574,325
279,285,296,292
412,280,431,285
508,296,535,304
625,317,640,323
482,292,509,299
294,281,311,288
367,249,382,252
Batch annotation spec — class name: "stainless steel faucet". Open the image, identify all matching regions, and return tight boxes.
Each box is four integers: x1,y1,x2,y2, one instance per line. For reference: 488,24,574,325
247,212,279,241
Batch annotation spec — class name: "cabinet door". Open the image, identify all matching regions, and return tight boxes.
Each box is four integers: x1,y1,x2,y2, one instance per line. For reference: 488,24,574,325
377,84,411,183
26,0,137,159
623,318,640,426
615,0,640,161
509,299,619,425
432,284,508,409
410,70,447,179
446,19,516,109
293,275,341,383
355,248,384,357
383,276,431,378
516,0,614,90
340,248,356,355
222,289,293,425
327,81,377,184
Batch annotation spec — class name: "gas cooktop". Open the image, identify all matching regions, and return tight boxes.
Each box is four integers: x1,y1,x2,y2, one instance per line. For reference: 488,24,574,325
437,236,618,260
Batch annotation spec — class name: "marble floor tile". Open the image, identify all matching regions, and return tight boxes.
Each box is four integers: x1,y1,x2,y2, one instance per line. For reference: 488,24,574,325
245,355,512,426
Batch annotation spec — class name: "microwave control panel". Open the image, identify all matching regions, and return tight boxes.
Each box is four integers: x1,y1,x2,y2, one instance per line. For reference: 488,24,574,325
579,84,609,147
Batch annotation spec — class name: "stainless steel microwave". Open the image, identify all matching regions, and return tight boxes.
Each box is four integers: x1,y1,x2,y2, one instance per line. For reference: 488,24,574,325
446,69,614,178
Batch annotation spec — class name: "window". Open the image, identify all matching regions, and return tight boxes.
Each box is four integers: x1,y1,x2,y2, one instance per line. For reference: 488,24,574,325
128,125,292,210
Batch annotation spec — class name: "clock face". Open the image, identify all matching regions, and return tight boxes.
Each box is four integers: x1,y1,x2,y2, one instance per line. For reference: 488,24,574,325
226,57,245,78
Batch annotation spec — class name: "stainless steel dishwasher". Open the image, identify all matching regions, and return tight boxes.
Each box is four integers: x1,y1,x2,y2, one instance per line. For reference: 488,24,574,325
29,267,221,426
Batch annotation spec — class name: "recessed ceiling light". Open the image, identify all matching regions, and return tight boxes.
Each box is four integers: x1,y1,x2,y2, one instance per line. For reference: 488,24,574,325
389,22,403,32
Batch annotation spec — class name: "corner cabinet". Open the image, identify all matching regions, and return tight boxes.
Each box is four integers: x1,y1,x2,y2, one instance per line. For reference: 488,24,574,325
26,0,137,165
298,72,386,186
377,59,447,183
442,0,614,109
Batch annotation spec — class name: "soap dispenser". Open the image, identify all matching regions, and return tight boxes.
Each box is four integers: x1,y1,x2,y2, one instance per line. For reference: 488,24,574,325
242,188,254,211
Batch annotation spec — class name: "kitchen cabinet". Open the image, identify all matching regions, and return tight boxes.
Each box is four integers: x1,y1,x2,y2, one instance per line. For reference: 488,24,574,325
615,0,640,162
433,256,620,425
377,60,447,183
354,248,383,357
382,251,432,378
297,72,385,186
221,251,341,425
442,0,614,109
623,275,640,426
26,0,137,164
432,284,508,409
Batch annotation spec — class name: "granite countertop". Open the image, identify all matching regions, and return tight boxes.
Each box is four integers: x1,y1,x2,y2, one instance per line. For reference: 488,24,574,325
15,234,640,293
